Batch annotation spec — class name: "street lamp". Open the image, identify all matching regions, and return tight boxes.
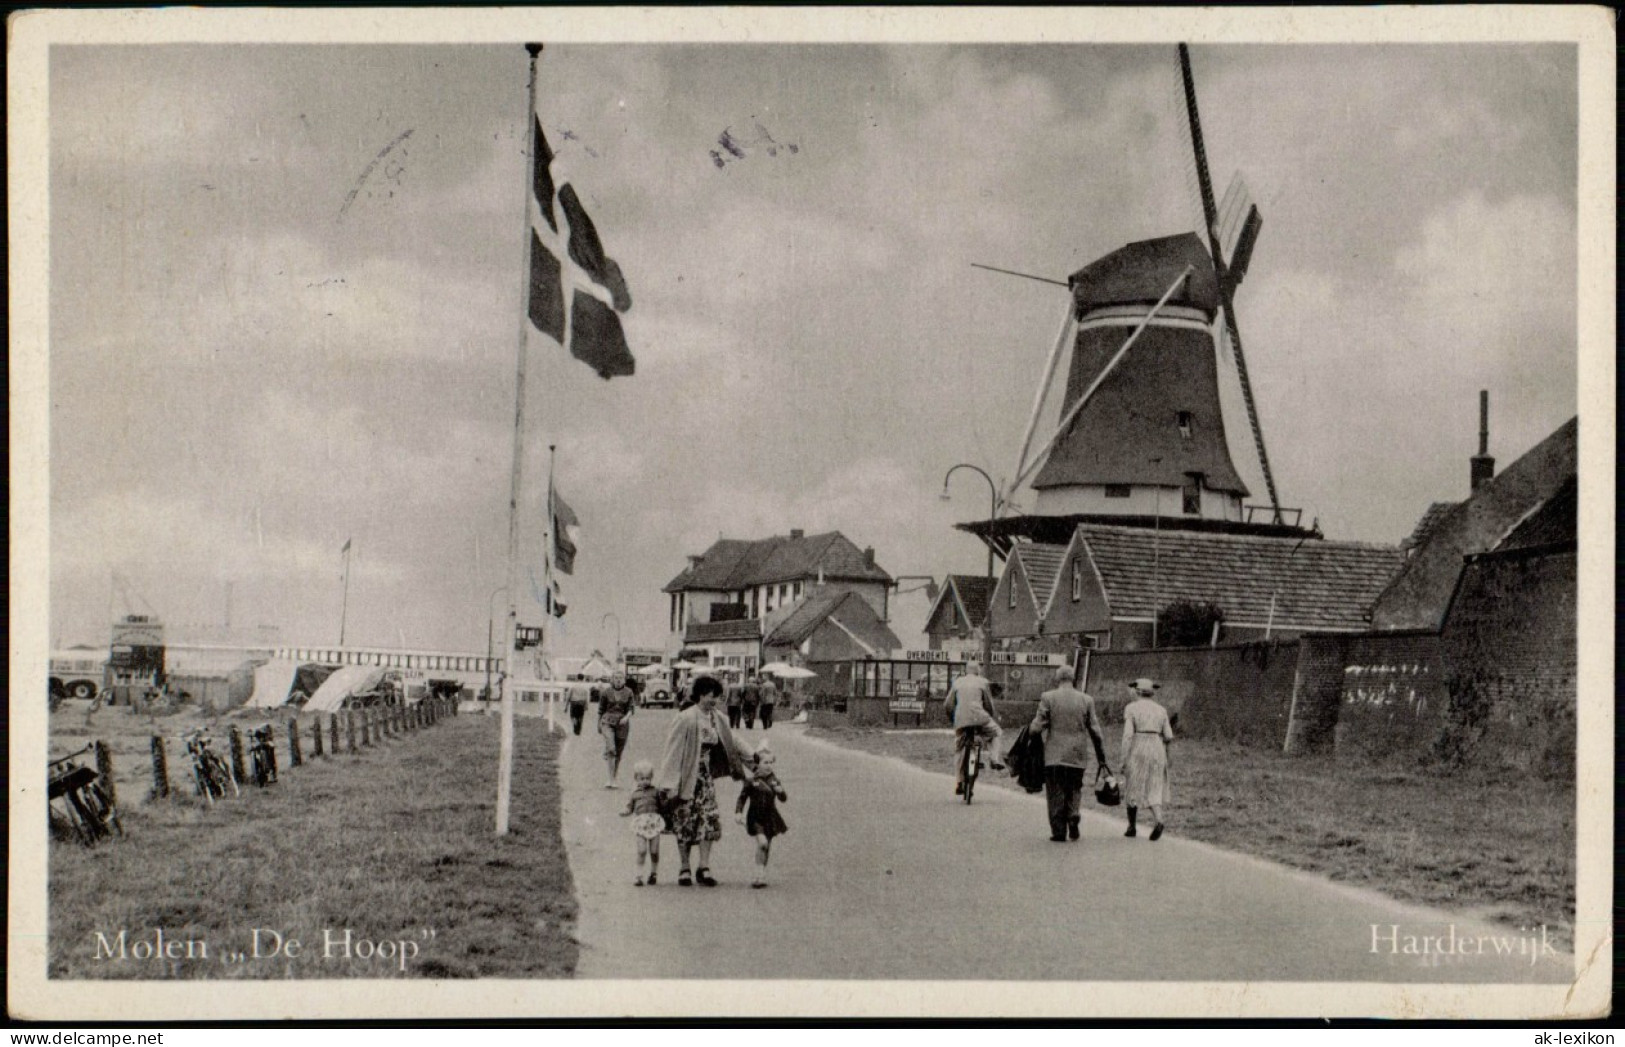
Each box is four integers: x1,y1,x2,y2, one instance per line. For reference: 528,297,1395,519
941,463,999,669
486,584,507,703
601,612,622,667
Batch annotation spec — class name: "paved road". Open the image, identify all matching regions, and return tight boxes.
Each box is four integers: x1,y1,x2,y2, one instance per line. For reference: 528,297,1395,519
558,710,1569,982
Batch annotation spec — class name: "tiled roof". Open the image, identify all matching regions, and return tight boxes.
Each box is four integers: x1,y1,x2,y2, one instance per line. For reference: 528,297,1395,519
764,590,847,646
1013,543,1068,606
764,590,901,654
949,575,994,629
684,618,763,643
1402,501,1460,551
664,531,891,592
1077,524,1405,631
1496,475,1577,552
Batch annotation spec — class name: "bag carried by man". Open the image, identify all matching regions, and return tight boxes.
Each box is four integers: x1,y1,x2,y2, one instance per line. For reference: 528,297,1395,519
1094,764,1122,807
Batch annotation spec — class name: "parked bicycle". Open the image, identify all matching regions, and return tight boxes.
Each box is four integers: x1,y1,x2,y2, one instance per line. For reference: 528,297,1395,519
183,728,239,802
248,724,278,788
48,745,122,845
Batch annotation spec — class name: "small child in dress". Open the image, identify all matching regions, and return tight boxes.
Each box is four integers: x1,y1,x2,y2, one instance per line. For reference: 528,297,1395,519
734,742,789,888
620,760,664,885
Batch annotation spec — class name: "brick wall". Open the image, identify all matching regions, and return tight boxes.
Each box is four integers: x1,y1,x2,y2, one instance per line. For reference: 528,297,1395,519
1283,634,1346,755
1437,548,1576,779
1331,631,1448,764
1083,641,1301,746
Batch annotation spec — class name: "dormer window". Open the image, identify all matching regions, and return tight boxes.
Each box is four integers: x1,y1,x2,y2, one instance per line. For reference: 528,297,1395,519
1104,484,1132,499
1177,411,1193,439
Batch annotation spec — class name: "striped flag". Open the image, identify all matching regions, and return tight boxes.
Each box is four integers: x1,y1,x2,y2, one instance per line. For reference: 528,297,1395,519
527,115,635,380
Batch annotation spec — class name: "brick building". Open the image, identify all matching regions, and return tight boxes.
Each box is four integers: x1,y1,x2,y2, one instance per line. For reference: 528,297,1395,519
920,575,994,653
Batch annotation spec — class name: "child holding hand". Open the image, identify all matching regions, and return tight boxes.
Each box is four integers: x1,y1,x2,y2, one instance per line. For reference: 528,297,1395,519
734,743,789,888
620,760,664,885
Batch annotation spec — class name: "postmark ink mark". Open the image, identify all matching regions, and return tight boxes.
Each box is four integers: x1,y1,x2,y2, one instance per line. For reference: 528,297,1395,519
339,129,414,218
709,119,799,169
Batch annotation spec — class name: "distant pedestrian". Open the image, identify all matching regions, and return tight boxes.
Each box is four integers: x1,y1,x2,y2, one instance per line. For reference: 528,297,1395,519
735,741,789,888
758,674,780,729
598,672,637,788
741,673,762,729
654,674,749,886
725,675,744,730
1121,678,1173,841
1029,667,1106,842
620,760,664,885
568,683,590,736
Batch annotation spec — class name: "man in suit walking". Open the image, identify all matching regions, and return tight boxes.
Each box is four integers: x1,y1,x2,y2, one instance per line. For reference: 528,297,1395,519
1029,666,1107,842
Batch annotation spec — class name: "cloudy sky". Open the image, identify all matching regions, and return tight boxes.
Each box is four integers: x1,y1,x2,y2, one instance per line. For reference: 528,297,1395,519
42,31,1581,656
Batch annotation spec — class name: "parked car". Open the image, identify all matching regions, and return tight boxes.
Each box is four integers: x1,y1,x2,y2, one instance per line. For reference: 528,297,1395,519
640,670,676,708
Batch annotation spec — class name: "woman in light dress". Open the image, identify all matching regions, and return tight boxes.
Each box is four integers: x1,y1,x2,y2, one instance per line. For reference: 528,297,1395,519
1121,678,1173,841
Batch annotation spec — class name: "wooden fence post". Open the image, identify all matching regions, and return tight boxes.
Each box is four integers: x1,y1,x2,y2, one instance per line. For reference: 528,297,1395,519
94,739,116,808
361,709,372,747
312,716,324,757
228,725,247,784
288,718,303,766
150,735,170,799
345,710,357,753
329,713,340,755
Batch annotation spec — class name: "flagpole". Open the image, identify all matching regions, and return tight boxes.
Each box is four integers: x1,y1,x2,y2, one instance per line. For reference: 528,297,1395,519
544,444,559,735
338,540,352,646
496,42,543,837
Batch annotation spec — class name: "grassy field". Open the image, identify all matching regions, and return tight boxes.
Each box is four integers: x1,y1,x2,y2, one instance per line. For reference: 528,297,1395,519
47,706,576,978
809,724,1575,949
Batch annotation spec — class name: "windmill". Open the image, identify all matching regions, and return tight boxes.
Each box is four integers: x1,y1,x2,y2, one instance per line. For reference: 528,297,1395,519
962,44,1304,558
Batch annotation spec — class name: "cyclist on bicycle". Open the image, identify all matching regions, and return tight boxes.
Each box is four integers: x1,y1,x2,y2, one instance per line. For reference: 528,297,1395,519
944,660,1004,796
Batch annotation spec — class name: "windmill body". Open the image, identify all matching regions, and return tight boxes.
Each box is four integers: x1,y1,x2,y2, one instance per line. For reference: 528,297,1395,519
1031,231,1249,524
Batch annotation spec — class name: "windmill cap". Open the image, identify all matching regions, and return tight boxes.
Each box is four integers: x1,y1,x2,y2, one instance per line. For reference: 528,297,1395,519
1069,232,1219,318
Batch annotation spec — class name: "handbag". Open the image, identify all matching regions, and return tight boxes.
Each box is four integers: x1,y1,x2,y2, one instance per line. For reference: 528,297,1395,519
705,742,732,779
1094,765,1122,807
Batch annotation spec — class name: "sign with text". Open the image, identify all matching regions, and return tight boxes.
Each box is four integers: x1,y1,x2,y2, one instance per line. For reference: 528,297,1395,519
894,649,1066,666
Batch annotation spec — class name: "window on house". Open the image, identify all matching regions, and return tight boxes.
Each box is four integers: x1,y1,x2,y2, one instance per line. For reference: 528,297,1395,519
1177,411,1193,439
1071,560,1083,602
1104,484,1132,499
794,581,803,598
1009,579,1017,608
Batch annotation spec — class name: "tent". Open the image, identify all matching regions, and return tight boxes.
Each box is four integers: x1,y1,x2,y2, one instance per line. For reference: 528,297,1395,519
305,665,386,713
247,660,337,709
248,660,300,709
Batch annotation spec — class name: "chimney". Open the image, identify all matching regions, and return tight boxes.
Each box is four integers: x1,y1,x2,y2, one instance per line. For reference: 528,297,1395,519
1469,390,1495,491
789,529,804,540
863,546,876,567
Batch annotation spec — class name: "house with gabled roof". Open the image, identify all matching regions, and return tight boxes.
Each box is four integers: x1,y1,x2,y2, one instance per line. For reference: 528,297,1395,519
662,529,893,669
1372,416,1577,631
989,543,1067,642
762,588,902,665
921,575,994,653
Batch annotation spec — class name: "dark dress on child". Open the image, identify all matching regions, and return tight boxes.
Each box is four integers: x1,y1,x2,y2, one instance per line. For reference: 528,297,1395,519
736,771,788,839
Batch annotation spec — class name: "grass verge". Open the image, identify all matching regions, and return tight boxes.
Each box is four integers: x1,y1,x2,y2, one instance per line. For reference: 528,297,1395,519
48,710,576,978
809,724,1575,949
